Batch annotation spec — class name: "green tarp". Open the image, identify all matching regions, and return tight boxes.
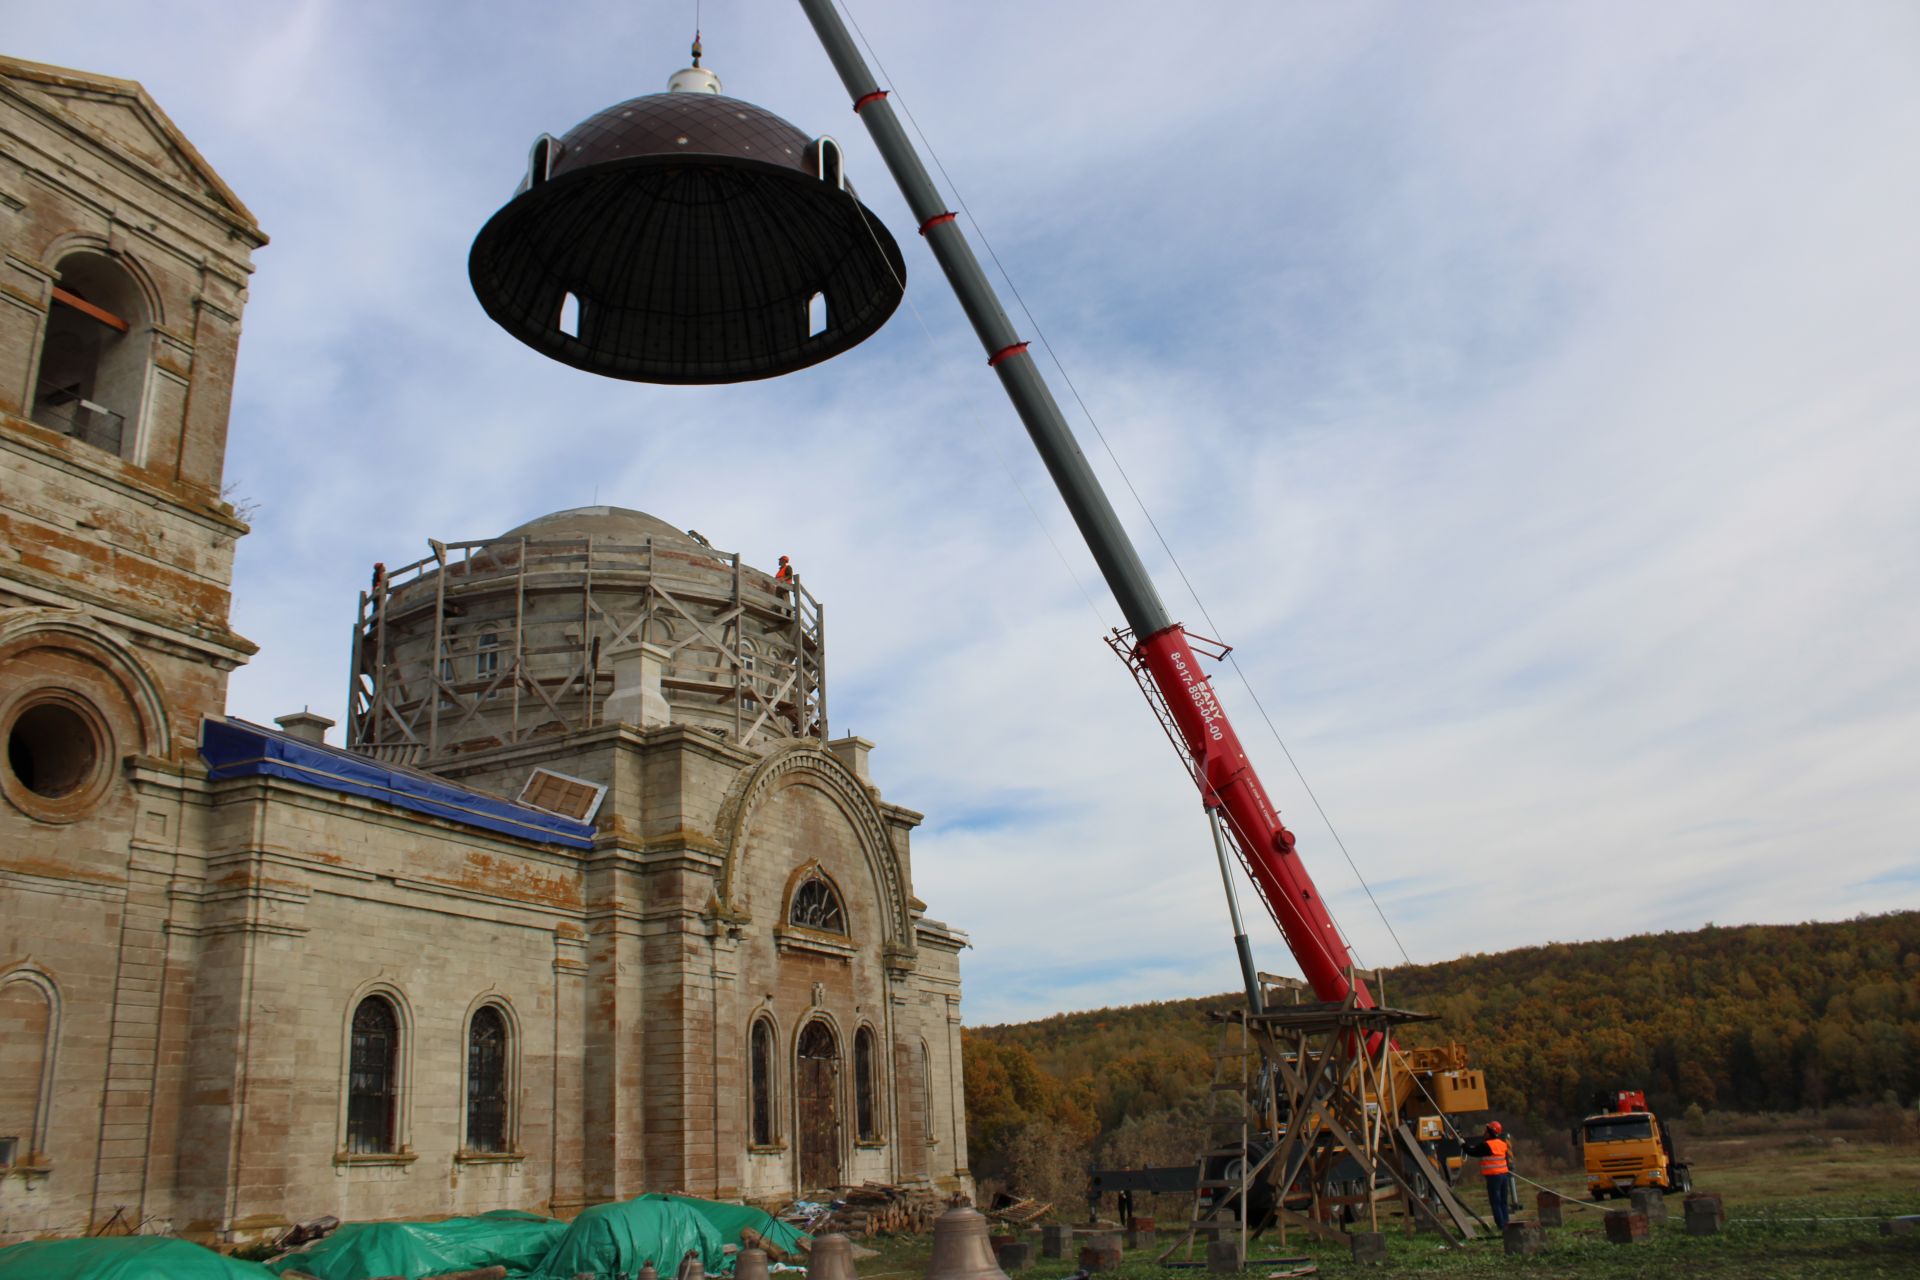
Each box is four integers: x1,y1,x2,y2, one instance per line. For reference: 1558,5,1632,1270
531,1195,724,1279
250,1194,805,1280
0,1197,804,1280
0,1236,279,1280
267,1211,568,1280
658,1195,810,1263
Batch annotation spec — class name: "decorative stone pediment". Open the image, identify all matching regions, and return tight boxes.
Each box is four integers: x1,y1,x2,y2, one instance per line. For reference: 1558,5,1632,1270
0,55,262,238
712,740,915,959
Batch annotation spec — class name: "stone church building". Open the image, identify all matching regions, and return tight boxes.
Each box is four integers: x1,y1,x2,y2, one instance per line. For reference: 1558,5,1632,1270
0,56,969,1243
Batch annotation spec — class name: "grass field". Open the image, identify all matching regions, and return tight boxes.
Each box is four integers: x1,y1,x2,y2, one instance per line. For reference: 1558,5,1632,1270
861,1135,1918,1278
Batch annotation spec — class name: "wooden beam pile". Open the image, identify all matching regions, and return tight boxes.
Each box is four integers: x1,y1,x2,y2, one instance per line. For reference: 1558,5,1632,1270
819,1183,944,1236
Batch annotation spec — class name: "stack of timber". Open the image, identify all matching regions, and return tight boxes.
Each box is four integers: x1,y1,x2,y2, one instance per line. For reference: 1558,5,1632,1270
820,1182,944,1236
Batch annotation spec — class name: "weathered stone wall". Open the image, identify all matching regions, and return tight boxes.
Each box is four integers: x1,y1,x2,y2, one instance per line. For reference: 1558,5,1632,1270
0,56,264,1241
435,724,974,1203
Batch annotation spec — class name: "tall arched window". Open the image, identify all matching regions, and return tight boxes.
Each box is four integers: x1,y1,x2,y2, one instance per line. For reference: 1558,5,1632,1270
347,996,399,1153
32,252,148,457
854,1026,879,1142
749,1018,776,1147
917,1039,934,1142
789,874,846,934
0,971,57,1168
466,1006,509,1152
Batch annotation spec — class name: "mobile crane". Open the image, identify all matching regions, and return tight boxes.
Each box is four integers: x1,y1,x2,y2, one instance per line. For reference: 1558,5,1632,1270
792,0,1492,1230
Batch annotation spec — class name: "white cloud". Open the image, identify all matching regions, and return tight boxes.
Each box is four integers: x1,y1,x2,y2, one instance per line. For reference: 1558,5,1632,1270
12,1,1917,1026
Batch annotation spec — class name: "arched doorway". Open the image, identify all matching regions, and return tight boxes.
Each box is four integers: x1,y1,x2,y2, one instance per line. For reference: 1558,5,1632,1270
795,1020,841,1190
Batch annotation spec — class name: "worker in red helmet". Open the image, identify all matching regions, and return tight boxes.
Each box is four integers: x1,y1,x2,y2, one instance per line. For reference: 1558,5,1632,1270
1461,1120,1515,1231
775,554,794,582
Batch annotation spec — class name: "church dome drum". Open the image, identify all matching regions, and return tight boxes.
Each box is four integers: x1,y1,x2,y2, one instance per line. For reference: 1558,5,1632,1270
347,506,825,761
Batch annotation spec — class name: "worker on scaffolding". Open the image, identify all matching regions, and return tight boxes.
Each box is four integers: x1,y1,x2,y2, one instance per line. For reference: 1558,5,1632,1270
775,554,795,587
1460,1121,1515,1232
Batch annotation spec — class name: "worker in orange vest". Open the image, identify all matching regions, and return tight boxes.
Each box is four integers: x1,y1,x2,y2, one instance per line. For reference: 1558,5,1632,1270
1461,1121,1515,1230
775,554,795,585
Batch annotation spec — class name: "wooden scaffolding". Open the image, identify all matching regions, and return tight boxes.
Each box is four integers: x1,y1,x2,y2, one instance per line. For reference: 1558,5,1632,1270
347,532,826,761
1166,981,1481,1258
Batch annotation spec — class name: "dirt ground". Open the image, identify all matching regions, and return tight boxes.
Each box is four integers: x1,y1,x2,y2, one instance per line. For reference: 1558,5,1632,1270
861,1135,1918,1278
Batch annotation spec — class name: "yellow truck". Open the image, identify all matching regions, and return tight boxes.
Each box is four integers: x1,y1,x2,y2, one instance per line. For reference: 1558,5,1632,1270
1581,1090,1692,1199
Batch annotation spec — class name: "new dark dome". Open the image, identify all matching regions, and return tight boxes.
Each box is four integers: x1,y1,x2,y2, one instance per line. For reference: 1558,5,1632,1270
469,89,906,385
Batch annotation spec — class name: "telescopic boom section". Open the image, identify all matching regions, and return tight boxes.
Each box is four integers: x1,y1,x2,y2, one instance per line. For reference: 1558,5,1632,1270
797,0,1374,1010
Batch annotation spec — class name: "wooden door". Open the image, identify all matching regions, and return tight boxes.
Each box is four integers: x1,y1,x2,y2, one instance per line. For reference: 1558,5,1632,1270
797,1021,841,1190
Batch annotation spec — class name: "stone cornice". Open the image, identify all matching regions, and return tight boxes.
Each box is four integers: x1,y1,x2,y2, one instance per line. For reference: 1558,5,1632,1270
1,416,250,537
426,719,759,781
202,769,589,861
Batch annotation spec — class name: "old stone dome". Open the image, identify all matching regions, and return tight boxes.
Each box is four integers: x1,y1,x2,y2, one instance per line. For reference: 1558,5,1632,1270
497,504,699,547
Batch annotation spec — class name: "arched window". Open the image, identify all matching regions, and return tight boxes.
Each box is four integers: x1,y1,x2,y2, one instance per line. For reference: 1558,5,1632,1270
347,996,399,1153
749,1018,776,1147
0,971,57,1168
789,874,846,934
32,252,148,457
466,1006,509,1152
854,1026,879,1142
918,1039,934,1142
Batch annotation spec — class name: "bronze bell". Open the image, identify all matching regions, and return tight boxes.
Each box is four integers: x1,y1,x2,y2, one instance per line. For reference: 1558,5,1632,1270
924,1204,1011,1280
640,1265,659,1280
679,1248,706,1280
737,1246,771,1280
806,1231,859,1280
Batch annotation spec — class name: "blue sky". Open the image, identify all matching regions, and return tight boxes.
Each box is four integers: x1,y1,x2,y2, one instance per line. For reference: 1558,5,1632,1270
12,2,1919,1024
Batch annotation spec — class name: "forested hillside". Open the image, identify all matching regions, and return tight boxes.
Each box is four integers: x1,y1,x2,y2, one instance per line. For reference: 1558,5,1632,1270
963,911,1920,1198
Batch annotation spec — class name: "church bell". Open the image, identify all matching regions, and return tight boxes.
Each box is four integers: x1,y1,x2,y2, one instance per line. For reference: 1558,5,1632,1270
805,1232,859,1280
923,1204,1012,1280
736,1246,771,1280
469,40,905,385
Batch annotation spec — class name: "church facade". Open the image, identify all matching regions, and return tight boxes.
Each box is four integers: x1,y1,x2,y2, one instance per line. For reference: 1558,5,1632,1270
0,56,969,1243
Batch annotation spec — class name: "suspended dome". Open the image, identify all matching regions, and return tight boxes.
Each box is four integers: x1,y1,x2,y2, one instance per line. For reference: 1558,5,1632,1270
469,72,906,385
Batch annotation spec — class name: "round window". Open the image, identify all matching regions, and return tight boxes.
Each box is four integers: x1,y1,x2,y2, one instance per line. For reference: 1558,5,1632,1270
9,701,99,796
2,693,111,820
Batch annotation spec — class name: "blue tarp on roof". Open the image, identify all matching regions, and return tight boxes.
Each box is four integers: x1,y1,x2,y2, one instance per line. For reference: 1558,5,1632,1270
201,718,596,849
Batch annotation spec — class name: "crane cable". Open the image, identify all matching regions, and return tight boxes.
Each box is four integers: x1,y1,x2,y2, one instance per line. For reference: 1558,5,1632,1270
834,0,1410,969
840,157,1117,642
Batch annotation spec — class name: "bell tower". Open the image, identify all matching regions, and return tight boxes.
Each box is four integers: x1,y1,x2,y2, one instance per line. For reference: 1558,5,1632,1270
0,55,265,1237
0,55,266,763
